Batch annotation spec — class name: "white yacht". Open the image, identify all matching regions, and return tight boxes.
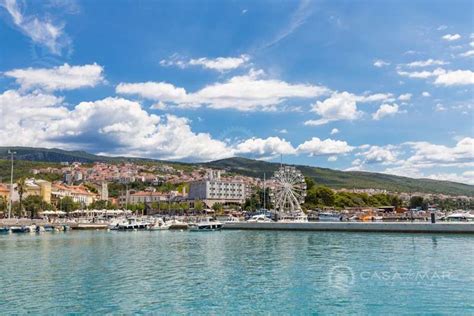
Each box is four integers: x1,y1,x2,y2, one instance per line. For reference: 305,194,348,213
116,217,150,230
247,214,273,223
444,212,474,222
278,212,308,223
148,218,170,230
224,215,241,224
318,212,343,222
189,217,223,231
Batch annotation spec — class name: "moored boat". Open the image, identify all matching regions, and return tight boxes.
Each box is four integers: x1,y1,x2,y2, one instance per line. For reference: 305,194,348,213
318,212,342,222
189,217,223,231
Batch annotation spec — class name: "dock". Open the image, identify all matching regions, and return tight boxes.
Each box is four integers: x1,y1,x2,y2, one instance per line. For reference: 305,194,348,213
223,222,474,234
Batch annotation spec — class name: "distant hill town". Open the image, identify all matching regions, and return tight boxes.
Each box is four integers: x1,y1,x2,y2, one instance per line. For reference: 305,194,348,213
0,146,473,197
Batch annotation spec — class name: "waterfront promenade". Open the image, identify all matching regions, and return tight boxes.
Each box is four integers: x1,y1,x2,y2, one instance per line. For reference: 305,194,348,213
223,221,474,234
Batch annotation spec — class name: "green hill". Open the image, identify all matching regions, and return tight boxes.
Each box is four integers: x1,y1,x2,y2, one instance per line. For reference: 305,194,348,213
204,157,474,197
0,147,472,197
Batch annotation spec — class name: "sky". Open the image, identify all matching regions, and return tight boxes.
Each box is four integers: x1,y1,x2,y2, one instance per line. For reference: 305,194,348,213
0,0,473,184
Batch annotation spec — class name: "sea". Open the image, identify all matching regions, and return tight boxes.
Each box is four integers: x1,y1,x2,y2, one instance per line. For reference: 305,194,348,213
0,230,473,314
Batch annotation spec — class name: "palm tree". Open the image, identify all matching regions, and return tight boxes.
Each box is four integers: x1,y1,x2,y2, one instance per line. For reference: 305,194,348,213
16,178,26,217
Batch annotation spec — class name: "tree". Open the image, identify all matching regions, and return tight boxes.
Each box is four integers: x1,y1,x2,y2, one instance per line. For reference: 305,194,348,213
212,202,223,214
409,196,425,209
305,177,316,191
23,195,49,219
16,177,26,217
194,200,204,213
60,196,80,213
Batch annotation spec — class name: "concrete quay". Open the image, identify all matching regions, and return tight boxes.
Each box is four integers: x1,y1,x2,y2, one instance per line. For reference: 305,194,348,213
223,221,474,234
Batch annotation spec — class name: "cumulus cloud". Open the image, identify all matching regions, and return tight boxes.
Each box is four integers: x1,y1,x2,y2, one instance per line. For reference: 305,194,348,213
4,63,104,91
117,69,329,111
372,103,399,120
160,54,250,72
330,128,339,135
398,67,474,86
304,92,362,126
434,69,474,86
442,33,461,41
459,50,474,57
398,93,412,101
0,0,70,54
296,137,353,156
0,90,233,161
373,59,390,67
234,137,296,158
359,145,398,164
421,91,431,97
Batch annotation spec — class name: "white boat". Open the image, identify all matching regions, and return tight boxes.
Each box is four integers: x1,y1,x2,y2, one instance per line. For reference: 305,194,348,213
247,214,273,223
116,217,150,230
189,217,223,231
444,212,474,222
224,215,241,224
278,212,308,223
318,212,342,222
148,218,170,230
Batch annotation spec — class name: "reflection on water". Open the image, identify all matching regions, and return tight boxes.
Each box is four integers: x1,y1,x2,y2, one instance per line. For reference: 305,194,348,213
0,231,472,314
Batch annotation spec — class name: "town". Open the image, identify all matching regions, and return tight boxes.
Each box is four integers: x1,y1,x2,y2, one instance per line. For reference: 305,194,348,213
0,160,473,221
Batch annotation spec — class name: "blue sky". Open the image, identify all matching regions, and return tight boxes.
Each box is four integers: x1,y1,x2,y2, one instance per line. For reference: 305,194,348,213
0,0,473,184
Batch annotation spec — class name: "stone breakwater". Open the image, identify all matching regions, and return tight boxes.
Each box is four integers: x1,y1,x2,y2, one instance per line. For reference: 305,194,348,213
223,222,474,234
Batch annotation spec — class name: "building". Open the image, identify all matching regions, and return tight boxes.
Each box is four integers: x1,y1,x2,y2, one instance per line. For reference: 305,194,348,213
51,183,96,206
100,181,108,201
9,179,52,204
188,171,248,206
118,190,169,207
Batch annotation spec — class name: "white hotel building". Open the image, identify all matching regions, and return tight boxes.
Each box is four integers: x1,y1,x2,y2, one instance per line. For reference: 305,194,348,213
188,170,249,206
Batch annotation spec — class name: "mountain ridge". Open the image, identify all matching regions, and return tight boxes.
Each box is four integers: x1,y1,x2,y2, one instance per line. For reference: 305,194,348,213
0,147,472,197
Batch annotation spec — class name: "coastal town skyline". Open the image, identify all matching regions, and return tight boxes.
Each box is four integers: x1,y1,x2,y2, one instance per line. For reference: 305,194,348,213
0,0,473,185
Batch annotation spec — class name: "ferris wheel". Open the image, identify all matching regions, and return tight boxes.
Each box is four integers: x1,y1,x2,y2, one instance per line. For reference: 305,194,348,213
269,166,307,213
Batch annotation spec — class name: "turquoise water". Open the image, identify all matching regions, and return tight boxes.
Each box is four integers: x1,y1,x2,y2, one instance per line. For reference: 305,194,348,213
0,230,473,314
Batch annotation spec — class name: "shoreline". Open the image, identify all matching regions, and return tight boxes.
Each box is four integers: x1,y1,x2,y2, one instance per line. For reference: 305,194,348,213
223,222,474,234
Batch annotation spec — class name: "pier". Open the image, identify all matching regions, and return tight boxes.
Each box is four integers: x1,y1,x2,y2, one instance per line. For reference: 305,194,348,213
223,222,474,234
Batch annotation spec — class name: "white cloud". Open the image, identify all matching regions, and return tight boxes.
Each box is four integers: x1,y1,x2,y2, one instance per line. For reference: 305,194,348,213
459,50,474,57
1,0,69,54
117,69,329,111
434,69,474,86
398,93,412,101
372,103,399,120
437,25,448,31
442,33,461,41
421,91,431,97
296,137,353,156
234,137,296,158
328,156,337,162
330,128,339,135
373,59,390,67
160,54,250,72
359,145,398,164
4,63,104,91
356,93,395,103
116,82,187,102
423,171,474,185
398,67,474,86
0,91,233,161
305,92,362,125
278,129,288,134
404,59,448,68
397,67,445,79
435,103,446,111
405,138,474,166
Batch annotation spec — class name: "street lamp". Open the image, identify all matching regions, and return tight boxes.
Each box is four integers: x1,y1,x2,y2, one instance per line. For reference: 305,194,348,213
8,150,16,219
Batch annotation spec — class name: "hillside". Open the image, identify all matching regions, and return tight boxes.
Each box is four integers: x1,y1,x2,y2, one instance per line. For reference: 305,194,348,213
0,147,472,197
204,157,474,197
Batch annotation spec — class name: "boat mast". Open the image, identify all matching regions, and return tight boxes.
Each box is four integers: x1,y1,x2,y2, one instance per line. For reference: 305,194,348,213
263,173,266,211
